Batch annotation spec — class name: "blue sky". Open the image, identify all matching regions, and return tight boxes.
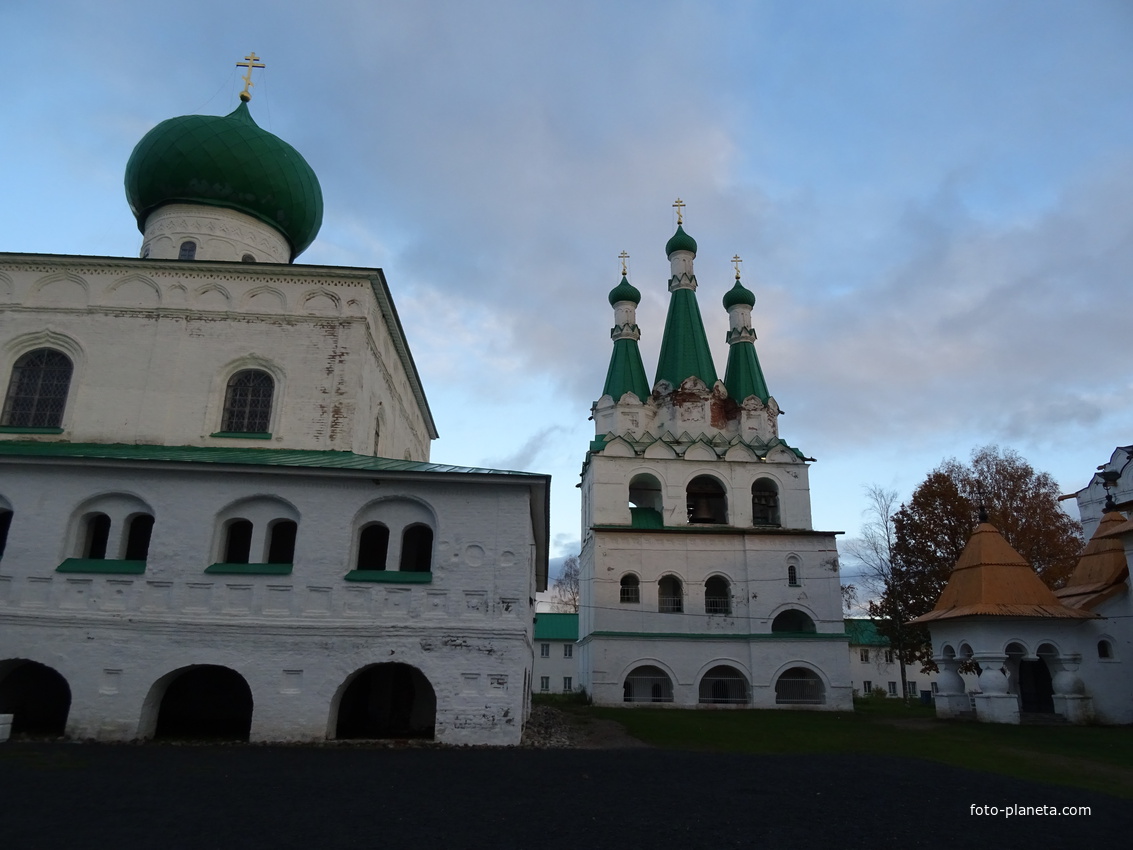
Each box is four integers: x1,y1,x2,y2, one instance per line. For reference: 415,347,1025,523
3,0,1132,584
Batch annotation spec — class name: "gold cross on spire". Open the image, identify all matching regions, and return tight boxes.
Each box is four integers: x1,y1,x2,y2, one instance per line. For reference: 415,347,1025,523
672,197,685,225
237,52,265,102
732,254,743,280
619,251,629,276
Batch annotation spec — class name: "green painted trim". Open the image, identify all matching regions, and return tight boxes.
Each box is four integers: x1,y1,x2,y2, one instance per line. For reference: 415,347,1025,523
344,570,432,583
205,562,293,575
210,431,273,440
629,507,664,529
585,630,850,641
57,558,146,574
0,427,64,435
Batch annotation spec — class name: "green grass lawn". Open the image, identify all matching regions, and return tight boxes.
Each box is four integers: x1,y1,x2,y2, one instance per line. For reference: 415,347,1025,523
570,697,1133,798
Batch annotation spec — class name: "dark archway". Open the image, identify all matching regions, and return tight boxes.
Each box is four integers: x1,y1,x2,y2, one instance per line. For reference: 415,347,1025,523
771,609,816,633
1018,659,1054,713
335,663,436,739
154,666,253,741
0,660,71,736
775,668,826,705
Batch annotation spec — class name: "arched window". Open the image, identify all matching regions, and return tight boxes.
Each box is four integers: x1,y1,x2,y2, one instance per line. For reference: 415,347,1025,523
1098,640,1114,659
221,370,274,433
775,668,826,705
224,519,253,564
266,520,298,564
83,513,112,559
686,475,727,524
628,473,663,528
2,348,73,428
619,574,640,604
241,253,256,263
623,665,673,703
787,564,799,586
0,509,12,561
705,576,731,615
400,524,433,573
357,524,390,571
658,575,683,613
178,241,197,261
123,514,155,561
771,609,816,633
699,666,748,705
752,479,780,526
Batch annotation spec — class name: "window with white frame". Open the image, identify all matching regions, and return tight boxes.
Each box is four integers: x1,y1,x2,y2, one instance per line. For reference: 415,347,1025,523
540,677,549,692
562,677,572,693
931,682,939,694
859,649,869,663
862,680,872,694
563,644,573,658
884,650,894,664
540,643,550,658
221,369,274,433
887,681,897,696
907,681,918,697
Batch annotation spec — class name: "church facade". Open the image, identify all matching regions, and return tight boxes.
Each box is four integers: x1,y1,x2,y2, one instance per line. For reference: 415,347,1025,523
578,217,852,709
0,74,548,745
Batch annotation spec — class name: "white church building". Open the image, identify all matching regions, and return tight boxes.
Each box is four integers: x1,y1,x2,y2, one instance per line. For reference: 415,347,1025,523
578,214,852,710
0,68,549,745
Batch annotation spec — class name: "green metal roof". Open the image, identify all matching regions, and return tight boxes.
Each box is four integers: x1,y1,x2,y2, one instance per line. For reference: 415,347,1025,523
125,100,323,260
534,612,578,640
0,441,543,478
654,287,718,388
723,335,770,403
844,619,890,647
602,338,651,402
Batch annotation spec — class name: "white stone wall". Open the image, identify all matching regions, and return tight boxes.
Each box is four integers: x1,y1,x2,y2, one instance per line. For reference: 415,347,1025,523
141,205,291,264
0,256,433,460
0,460,540,744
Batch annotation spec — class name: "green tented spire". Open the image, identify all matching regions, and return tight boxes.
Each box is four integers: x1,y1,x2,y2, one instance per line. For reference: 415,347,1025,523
602,274,650,401
722,273,770,402
654,224,717,389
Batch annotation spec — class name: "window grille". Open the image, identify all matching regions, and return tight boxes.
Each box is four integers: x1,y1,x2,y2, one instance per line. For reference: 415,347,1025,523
704,576,731,615
787,564,799,586
221,370,274,433
2,348,73,428
698,666,748,705
658,594,683,613
619,574,640,603
774,668,826,705
623,666,673,703
178,241,196,260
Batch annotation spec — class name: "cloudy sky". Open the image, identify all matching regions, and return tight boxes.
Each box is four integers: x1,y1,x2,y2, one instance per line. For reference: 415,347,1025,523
3,0,1131,583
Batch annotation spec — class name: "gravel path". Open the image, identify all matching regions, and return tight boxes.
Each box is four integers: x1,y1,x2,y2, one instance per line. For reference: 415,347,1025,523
0,711,1127,849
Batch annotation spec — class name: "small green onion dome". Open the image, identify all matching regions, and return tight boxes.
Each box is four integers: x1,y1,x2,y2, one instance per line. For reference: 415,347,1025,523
722,279,755,309
608,275,641,306
664,224,697,257
124,101,323,260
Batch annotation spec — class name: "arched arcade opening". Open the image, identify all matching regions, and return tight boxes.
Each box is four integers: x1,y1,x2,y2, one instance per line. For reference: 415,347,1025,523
0,660,71,737
151,665,254,741
334,663,436,739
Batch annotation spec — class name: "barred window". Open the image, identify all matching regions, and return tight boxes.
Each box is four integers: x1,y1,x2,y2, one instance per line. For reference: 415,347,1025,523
698,665,748,705
2,348,73,428
705,576,731,615
221,370,274,433
619,574,640,604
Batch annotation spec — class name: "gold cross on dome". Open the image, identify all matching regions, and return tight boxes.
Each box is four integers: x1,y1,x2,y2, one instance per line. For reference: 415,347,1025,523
237,52,265,102
672,197,685,224
619,251,629,275
733,254,742,280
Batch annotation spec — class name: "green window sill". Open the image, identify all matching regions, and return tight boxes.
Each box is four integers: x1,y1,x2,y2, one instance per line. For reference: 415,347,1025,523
210,431,272,440
57,558,146,574
205,562,293,575
345,570,432,583
0,426,65,435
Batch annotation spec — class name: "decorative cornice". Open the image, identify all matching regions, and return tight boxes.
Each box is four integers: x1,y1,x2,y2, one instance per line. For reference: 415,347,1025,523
610,322,641,341
726,326,757,345
667,272,697,293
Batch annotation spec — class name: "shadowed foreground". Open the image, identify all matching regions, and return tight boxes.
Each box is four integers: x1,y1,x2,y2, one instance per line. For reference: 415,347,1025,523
1,744,1129,849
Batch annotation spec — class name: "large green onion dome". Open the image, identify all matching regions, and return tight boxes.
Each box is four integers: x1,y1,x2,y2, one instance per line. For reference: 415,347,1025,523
664,224,697,257
124,100,323,260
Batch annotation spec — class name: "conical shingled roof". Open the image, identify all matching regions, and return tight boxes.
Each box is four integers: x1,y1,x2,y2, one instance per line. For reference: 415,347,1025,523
910,523,1095,623
1055,511,1129,610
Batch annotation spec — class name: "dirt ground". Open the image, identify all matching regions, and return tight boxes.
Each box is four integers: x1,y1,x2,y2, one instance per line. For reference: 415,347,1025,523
520,703,650,748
